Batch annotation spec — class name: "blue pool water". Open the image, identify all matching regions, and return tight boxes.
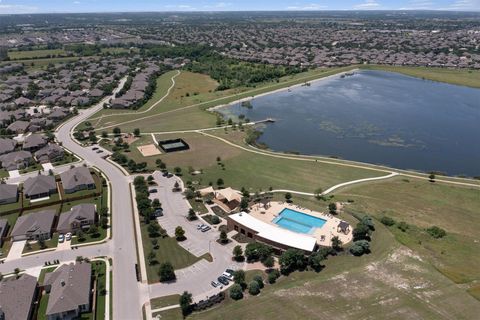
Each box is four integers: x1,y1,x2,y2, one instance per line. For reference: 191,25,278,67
273,208,327,234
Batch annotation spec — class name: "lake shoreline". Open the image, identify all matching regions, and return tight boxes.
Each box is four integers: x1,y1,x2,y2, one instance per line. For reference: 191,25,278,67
207,68,359,112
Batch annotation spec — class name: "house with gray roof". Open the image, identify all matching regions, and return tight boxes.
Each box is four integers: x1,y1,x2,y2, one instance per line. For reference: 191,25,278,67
0,184,18,205
23,175,57,199
60,167,95,194
23,134,47,152
0,138,16,155
11,209,55,241
6,120,29,133
0,274,38,320
57,203,96,234
44,262,92,320
0,150,33,170
34,144,64,163
0,219,8,247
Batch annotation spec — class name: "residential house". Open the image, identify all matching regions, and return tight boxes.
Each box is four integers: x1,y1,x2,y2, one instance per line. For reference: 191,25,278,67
0,138,16,155
23,134,47,152
6,120,29,133
0,184,18,205
10,209,55,241
60,167,95,194
0,274,38,320
34,144,64,163
57,203,96,234
23,175,57,199
0,219,8,247
0,150,33,170
44,262,92,320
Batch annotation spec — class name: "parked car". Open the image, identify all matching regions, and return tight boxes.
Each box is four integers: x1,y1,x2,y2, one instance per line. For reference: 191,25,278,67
201,225,211,232
225,269,235,276
149,189,158,193
217,276,229,286
65,232,72,241
167,173,173,178
154,208,163,217
59,234,65,243
92,147,99,150
197,224,206,230
222,272,234,281
211,280,223,288
96,150,103,153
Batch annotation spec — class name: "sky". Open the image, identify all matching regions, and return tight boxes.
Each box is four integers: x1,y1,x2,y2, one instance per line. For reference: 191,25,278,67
0,0,479,14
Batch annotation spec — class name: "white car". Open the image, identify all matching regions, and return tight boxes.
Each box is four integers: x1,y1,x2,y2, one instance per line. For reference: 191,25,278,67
65,233,72,241
222,272,234,281
59,234,65,243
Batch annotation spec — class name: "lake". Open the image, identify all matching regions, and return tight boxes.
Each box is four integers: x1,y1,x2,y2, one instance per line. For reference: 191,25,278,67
219,70,480,176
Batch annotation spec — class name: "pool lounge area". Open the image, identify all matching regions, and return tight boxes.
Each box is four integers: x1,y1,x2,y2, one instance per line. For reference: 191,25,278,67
226,201,353,252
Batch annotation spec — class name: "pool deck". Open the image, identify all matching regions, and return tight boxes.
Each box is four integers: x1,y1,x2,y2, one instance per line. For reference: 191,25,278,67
250,201,353,246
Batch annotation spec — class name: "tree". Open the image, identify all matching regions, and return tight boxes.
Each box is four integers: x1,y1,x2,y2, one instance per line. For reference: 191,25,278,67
285,192,292,203
175,226,185,240
308,251,326,272
248,281,260,295
211,215,220,224
230,284,243,300
314,187,323,200
267,269,280,284
133,128,140,137
187,208,197,221
352,222,371,241
77,231,86,242
328,202,337,214
380,216,396,226
253,275,264,289
179,291,193,317
331,236,343,251
88,225,100,237
147,251,157,265
232,245,244,261
219,231,228,244
174,167,182,175
349,240,370,256
14,268,21,278
152,199,161,209
240,197,249,211
279,249,307,275
233,270,246,289
262,255,274,270
245,242,273,262
216,178,224,187
159,262,176,282
113,127,121,136
148,221,160,238
101,131,108,138
429,173,435,182
147,175,154,183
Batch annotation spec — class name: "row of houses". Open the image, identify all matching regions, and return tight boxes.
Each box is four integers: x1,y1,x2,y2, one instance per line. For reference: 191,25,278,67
0,134,64,171
0,261,93,320
0,166,96,204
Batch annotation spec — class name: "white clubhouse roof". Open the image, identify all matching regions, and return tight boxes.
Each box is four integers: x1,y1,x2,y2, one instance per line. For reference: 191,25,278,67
229,212,317,252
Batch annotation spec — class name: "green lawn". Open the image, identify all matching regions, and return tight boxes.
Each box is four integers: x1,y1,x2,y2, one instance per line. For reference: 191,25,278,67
23,192,60,208
22,234,59,254
140,224,206,283
0,198,22,213
37,292,50,320
37,266,58,285
150,295,181,309
8,49,67,60
362,65,480,89
0,169,8,178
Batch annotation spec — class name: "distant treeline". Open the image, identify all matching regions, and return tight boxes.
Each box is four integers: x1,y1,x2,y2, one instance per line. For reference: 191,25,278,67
142,44,304,89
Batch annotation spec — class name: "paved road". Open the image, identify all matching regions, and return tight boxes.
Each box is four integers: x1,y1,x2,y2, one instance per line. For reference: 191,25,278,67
55,77,145,320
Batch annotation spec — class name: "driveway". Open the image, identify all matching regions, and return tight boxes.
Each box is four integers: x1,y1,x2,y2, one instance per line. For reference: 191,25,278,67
41,162,54,172
5,240,26,261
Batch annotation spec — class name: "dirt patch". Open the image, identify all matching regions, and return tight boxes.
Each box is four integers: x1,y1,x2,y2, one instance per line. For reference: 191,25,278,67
137,144,161,157
122,133,139,145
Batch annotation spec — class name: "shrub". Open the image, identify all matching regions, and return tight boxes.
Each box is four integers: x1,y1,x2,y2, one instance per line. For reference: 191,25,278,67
253,275,264,289
248,281,260,295
279,249,307,275
229,284,244,300
426,226,447,239
380,216,396,226
158,262,175,282
397,221,409,232
349,240,370,256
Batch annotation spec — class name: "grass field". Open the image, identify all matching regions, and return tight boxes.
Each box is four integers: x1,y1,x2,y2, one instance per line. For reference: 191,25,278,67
140,224,207,283
334,177,480,286
8,49,67,60
363,65,480,89
150,295,181,309
188,222,480,320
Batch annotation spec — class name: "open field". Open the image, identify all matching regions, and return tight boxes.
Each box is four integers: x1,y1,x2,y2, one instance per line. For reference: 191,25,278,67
150,294,180,309
188,222,480,320
364,65,480,89
8,49,67,60
335,177,480,285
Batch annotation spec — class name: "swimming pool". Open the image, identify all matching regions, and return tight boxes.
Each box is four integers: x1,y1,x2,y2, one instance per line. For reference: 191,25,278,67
272,208,326,234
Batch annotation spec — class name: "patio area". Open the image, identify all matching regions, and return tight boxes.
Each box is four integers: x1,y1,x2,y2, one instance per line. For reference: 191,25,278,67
249,201,353,246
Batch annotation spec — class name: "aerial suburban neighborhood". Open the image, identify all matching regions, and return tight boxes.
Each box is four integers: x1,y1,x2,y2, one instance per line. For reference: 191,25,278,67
0,4,479,320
